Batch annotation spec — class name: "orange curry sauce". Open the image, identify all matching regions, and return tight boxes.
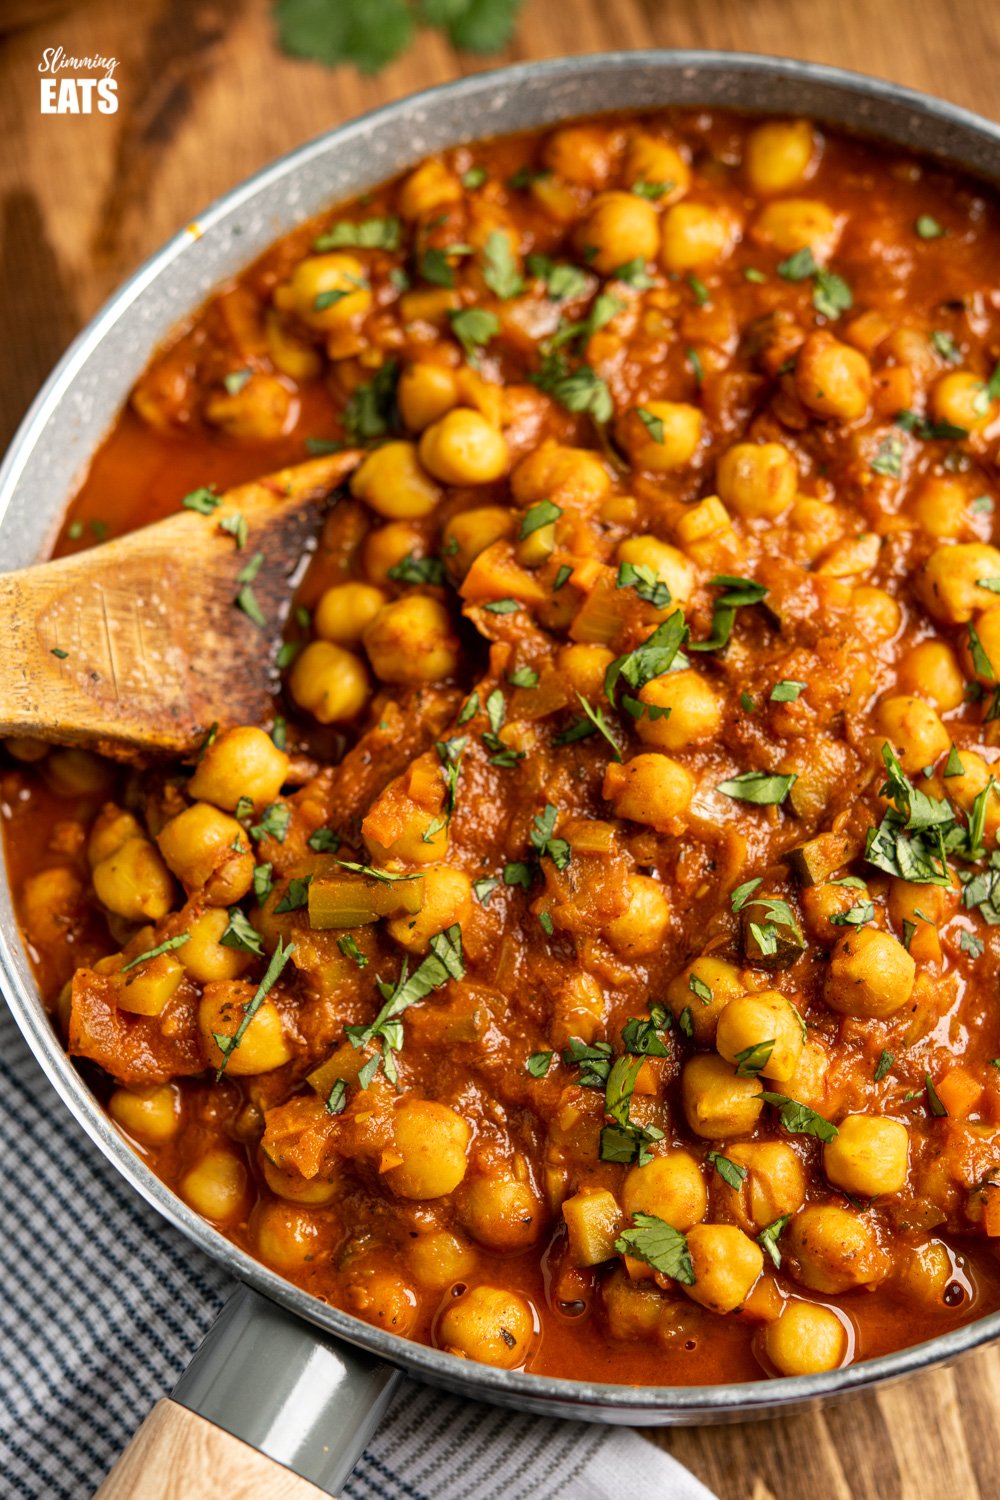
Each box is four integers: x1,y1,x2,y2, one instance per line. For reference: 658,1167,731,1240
5,109,1000,1387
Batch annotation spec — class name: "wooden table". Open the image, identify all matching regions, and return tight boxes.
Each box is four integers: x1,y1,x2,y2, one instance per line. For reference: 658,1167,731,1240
3,1,1000,1495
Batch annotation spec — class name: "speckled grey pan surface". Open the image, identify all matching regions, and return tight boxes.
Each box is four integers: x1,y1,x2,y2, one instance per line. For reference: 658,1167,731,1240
3,52,1000,1445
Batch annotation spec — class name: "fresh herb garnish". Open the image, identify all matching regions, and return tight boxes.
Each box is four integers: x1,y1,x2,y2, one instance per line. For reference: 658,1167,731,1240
717,770,796,806
214,937,295,1077
614,1213,695,1284
219,909,265,957
120,933,191,971
708,1152,748,1190
760,1092,838,1141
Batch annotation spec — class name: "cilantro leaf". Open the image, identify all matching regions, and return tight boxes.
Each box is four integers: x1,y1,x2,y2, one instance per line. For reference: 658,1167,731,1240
717,770,796,806
614,1213,695,1285
761,1092,838,1142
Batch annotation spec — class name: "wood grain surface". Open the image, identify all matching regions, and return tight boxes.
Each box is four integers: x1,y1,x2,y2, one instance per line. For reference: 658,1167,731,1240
3,2,1000,1497
93,1398,330,1499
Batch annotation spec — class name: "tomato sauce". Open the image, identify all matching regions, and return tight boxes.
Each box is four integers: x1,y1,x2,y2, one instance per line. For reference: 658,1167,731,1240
6,108,1000,1387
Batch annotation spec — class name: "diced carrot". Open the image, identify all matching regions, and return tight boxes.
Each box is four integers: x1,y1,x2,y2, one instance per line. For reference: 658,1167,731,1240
983,1187,1000,1238
936,1066,984,1120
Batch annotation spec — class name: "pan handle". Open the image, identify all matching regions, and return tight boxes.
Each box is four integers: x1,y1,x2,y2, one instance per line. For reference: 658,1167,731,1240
93,1285,402,1498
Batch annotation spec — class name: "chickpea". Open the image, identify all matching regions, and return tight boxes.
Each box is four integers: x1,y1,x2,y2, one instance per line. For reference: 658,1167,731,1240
398,361,459,431
458,1173,543,1252
419,410,508,486
199,981,293,1075
852,586,901,642
363,522,425,586
253,1201,324,1271
45,748,116,799
944,750,1000,840
203,374,294,442
108,1083,181,1145
824,1115,910,1197
558,644,616,701
180,907,253,983
763,1300,847,1376
665,956,745,1046
180,1147,249,1224
875,694,949,774
511,443,611,511
682,1054,763,1140
266,310,322,382
552,971,606,1047
188,725,288,813
684,1224,763,1314
964,604,1000,684
92,838,174,923
722,1142,806,1235
892,1239,954,1305
616,535,696,607
785,1204,889,1294
384,1099,470,1199
576,191,660,275
622,1151,706,1231
20,868,84,953
386,865,472,951
313,582,387,647
896,640,965,711
716,441,798,520
408,1230,477,1291
716,990,804,1083
794,332,872,421
88,806,144,868
4,736,48,764
825,927,915,1019
397,158,462,219
261,1156,339,1205
363,596,460,685
752,198,840,259
617,402,702,473
782,1039,830,1111
350,440,442,520
289,640,370,723
603,753,694,832
157,803,253,904
624,133,690,201
604,873,670,958
443,506,515,577
363,772,448,866
910,476,973,540
931,370,998,433
744,119,817,194
438,1285,534,1368
280,253,371,331
636,670,722,751
661,202,737,270
542,125,615,187
347,1272,418,1336
917,543,1000,625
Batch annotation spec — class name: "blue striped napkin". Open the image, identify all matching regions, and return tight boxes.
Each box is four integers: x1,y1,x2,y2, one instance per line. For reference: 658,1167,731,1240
0,1000,715,1499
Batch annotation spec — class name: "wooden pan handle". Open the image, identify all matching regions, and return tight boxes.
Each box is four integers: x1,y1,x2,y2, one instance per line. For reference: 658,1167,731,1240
95,1400,330,1499
90,1287,401,1500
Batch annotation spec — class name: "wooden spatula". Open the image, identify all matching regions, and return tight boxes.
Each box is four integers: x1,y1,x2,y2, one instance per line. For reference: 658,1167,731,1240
0,450,359,762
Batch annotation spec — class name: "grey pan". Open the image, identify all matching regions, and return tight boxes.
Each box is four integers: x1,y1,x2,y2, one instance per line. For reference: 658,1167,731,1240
4,47,1000,1496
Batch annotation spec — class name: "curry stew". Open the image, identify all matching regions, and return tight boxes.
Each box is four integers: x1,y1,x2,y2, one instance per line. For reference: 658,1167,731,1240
7,109,1000,1387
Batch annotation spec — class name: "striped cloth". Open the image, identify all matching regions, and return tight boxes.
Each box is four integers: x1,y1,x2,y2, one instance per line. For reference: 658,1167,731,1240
0,1000,715,1499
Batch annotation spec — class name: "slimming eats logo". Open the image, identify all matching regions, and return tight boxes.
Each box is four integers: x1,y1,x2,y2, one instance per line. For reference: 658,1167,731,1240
39,46,119,114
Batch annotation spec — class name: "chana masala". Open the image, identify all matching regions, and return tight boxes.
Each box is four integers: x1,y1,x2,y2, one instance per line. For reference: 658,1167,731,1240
8,108,1000,1387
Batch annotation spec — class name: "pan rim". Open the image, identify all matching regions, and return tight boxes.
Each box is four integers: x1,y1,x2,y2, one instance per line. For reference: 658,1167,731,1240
3,46,1000,1419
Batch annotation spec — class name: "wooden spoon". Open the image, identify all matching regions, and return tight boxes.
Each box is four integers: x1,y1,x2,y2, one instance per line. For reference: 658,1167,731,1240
0,450,359,762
